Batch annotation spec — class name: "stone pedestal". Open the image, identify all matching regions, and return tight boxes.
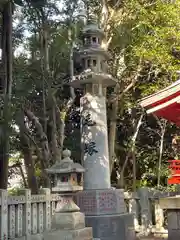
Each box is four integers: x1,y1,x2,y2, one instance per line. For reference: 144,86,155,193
76,189,135,240
86,213,134,240
160,196,180,240
167,210,180,240
43,194,93,240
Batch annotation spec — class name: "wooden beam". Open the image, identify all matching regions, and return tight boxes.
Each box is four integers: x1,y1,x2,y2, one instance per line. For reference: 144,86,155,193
139,80,180,108
146,95,180,114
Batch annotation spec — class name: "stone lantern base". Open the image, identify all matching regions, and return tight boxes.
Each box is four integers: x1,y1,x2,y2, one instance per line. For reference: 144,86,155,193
76,188,135,240
44,211,93,240
44,227,92,240
43,194,93,240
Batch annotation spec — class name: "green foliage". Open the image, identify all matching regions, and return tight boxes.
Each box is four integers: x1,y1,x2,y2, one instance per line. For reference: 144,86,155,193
107,0,180,189
8,187,23,196
2,0,180,191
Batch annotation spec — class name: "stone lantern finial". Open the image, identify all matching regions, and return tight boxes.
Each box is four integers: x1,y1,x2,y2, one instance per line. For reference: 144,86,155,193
87,13,98,25
62,149,72,159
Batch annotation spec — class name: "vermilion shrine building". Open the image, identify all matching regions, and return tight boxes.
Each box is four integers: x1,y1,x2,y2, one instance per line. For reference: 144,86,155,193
140,79,180,184
140,79,180,239
140,80,180,125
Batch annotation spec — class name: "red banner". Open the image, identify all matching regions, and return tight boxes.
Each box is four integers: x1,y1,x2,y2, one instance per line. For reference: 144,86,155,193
168,160,180,184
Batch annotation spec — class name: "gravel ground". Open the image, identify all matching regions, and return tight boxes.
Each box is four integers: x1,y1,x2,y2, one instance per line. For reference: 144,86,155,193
136,235,167,240
137,237,167,240
136,237,164,240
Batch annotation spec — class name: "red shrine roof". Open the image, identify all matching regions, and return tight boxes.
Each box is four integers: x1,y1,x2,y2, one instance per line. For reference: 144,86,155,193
139,80,180,125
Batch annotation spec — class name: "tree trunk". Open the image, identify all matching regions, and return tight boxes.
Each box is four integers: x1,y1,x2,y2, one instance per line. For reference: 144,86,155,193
41,22,60,164
54,26,75,161
17,111,38,193
132,109,136,192
56,106,66,161
109,88,118,173
20,134,39,194
157,120,167,187
40,26,48,134
50,104,60,163
109,66,142,177
118,113,144,188
118,153,130,188
68,27,75,100
24,109,50,187
132,150,136,192
0,2,13,189
18,164,27,188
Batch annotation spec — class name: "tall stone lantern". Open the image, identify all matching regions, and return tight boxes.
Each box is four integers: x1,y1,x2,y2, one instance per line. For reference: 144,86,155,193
44,149,93,240
71,16,116,190
70,16,135,240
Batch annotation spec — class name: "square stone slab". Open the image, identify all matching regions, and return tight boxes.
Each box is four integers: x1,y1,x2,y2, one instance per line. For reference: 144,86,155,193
76,188,126,215
85,213,135,240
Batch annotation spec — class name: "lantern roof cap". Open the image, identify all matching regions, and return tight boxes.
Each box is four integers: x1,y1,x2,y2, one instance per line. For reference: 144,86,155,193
82,14,104,36
69,71,117,88
46,149,85,174
79,46,110,59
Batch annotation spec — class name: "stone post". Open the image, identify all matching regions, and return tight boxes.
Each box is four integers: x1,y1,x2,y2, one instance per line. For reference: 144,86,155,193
137,188,152,235
15,202,23,237
0,189,8,240
81,93,110,189
22,189,31,238
160,195,180,240
8,204,16,238
128,192,139,231
155,199,164,231
40,188,51,231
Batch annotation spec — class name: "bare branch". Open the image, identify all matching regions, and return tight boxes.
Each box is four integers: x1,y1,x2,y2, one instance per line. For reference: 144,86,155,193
118,59,143,100
153,114,167,130
24,109,50,168
118,113,144,187
108,0,122,22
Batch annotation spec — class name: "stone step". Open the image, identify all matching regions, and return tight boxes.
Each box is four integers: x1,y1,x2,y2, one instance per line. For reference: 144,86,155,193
52,211,85,230
43,227,93,240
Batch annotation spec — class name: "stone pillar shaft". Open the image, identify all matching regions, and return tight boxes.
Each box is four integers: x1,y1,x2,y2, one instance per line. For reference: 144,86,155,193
81,93,111,190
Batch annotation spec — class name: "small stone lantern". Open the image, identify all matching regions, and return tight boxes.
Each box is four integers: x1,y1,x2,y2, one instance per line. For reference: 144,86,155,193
44,149,93,239
46,149,85,212
46,149,85,192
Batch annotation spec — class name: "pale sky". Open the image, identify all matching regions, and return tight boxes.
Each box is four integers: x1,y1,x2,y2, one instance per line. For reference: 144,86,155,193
14,1,86,57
